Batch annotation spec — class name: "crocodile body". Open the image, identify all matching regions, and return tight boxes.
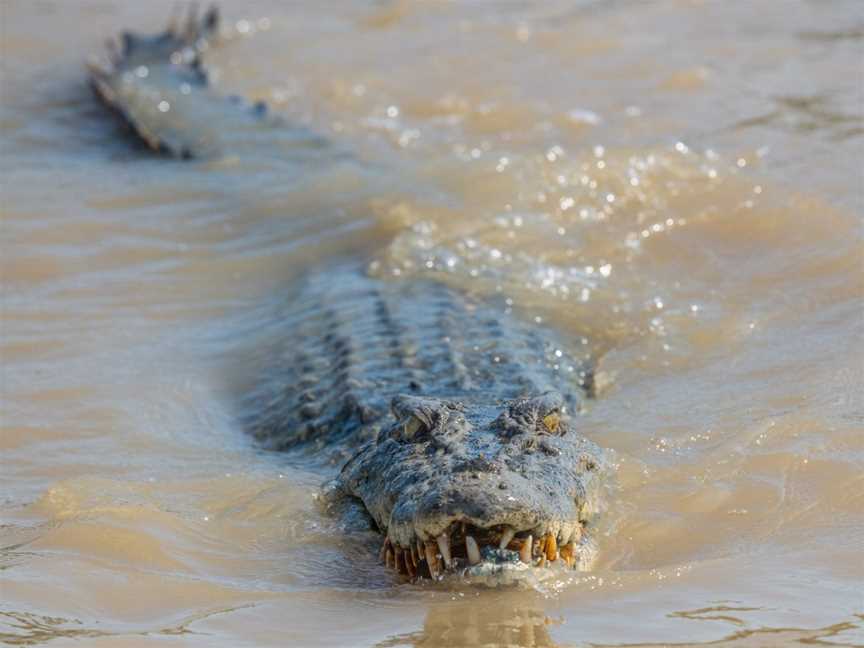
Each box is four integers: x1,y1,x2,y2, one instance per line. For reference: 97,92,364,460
242,268,606,577
243,269,594,454
89,8,608,581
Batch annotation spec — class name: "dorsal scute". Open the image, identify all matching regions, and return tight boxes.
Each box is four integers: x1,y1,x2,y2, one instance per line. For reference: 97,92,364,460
239,270,593,456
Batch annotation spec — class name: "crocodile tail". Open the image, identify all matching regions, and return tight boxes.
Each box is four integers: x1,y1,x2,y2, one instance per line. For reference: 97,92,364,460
88,4,220,79
87,5,223,157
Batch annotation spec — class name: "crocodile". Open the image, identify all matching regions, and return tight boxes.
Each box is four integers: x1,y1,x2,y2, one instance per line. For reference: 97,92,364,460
88,7,608,582
87,5,328,160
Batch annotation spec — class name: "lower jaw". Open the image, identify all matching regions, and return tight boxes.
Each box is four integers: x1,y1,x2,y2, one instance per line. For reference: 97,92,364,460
379,522,586,581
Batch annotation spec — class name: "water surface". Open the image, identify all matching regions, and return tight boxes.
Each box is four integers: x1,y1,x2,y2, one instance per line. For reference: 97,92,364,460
1,1,862,646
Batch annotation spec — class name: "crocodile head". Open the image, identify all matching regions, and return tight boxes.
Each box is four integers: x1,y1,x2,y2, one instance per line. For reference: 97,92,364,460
335,391,605,580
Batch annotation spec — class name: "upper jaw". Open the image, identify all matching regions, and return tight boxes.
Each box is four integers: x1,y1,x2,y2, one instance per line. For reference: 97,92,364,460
383,467,589,547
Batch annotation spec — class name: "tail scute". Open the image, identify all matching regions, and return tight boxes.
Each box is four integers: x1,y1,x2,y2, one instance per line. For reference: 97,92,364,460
90,3,221,81
87,4,222,158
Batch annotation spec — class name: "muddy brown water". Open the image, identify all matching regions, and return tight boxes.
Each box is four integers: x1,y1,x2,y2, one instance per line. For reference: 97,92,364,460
1,1,862,646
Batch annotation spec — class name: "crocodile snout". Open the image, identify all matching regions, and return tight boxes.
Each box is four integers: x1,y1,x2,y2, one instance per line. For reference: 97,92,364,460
337,393,604,580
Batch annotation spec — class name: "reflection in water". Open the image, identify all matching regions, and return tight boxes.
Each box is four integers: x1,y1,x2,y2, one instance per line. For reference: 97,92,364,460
377,594,560,648
374,601,864,648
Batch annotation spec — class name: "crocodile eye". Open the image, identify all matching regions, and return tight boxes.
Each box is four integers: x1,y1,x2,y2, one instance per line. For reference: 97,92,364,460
390,395,439,442
541,412,560,434
401,415,427,440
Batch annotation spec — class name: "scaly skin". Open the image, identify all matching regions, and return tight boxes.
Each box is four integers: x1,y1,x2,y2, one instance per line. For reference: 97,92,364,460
90,9,608,581
240,269,606,579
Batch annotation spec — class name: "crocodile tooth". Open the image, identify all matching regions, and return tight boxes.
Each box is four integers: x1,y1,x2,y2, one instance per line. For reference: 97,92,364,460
499,527,515,550
379,538,389,562
436,533,452,569
395,548,407,575
572,524,583,544
410,543,419,567
533,532,544,557
417,540,425,563
546,534,558,561
424,541,440,579
465,535,481,565
519,535,533,563
385,548,394,569
537,554,547,568
560,542,575,568
557,526,571,546
405,553,417,577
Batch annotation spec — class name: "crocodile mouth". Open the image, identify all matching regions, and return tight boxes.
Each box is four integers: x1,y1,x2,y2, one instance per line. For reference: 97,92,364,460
377,521,586,580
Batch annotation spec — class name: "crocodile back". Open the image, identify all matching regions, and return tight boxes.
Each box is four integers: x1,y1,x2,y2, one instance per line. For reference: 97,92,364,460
240,270,593,456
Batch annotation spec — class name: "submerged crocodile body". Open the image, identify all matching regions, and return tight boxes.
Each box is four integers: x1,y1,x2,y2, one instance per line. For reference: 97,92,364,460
89,8,608,582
